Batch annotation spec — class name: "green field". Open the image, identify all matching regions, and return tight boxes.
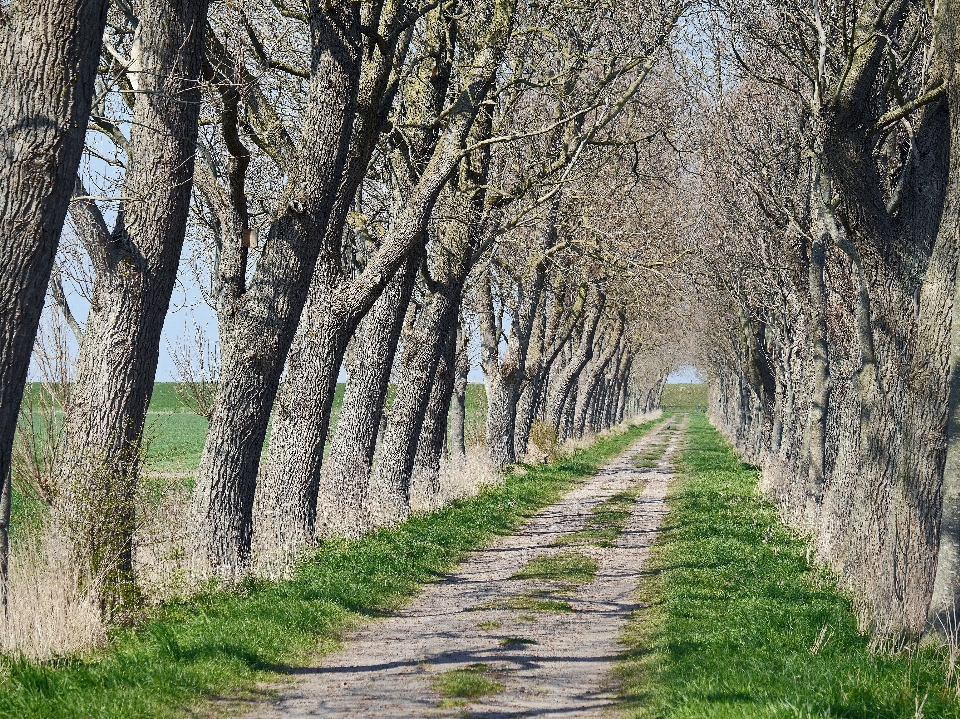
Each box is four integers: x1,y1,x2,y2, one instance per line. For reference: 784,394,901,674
617,413,960,717
661,383,708,412
141,382,488,475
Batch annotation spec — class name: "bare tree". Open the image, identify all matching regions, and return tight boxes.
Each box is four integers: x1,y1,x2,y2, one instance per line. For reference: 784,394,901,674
0,0,110,524
54,0,210,611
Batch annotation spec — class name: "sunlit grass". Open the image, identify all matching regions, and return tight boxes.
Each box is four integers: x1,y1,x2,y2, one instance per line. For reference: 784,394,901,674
432,663,503,700
0,417,657,718
617,413,960,718
511,551,599,584
553,487,643,548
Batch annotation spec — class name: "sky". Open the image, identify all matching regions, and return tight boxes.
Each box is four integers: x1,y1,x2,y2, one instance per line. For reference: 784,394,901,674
667,365,702,384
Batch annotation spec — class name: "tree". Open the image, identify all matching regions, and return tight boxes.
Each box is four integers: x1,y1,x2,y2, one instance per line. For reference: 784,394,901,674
0,0,110,526
51,0,211,612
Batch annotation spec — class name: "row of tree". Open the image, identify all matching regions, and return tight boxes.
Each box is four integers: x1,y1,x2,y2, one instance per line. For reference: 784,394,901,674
1,0,687,614
693,0,960,636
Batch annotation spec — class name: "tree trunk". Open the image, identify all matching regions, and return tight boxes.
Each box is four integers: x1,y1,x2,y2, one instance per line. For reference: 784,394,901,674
918,0,960,634
545,295,606,431
411,322,458,509
308,250,418,540
0,468,10,609
478,202,558,467
58,0,208,611
370,283,464,525
191,4,363,577
0,0,110,499
573,329,622,437
449,321,470,458
803,229,830,523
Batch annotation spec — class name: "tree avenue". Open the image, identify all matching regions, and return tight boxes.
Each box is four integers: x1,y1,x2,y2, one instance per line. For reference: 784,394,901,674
4,0,960,662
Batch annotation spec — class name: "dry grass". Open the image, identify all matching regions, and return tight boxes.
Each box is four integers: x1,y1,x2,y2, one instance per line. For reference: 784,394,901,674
0,531,105,661
411,447,500,512
134,483,196,602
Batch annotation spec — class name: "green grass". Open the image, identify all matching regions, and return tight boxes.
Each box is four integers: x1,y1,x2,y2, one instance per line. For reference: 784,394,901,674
0,419,657,719
661,383,708,412
632,443,668,469
432,663,503,700
618,413,960,718
511,551,599,584
553,487,643,547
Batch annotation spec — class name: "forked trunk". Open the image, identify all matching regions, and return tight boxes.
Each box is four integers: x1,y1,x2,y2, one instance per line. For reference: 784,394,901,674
58,0,208,610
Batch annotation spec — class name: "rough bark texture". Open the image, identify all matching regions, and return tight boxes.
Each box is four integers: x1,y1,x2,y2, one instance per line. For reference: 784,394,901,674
410,321,458,507
712,5,954,629
478,203,560,466
308,250,418,540
449,321,470,458
573,325,623,437
58,0,208,609
922,1,960,634
545,295,606,430
0,468,9,607
0,0,110,500
370,279,465,524
192,3,362,576
251,3,416,555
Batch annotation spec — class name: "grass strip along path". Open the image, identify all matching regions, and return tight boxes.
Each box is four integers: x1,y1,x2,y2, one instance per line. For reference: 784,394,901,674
0,418,661,719
619,413,960,718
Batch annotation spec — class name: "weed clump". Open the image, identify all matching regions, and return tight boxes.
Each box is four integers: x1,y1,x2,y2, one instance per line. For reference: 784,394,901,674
553,488,642,548
511,551,599,585
432,663,504,699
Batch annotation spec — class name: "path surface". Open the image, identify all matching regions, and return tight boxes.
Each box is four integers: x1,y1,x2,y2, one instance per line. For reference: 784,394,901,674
248,418,686,719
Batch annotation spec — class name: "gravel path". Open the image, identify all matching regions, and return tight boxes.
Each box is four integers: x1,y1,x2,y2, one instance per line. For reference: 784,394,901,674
248,418,685,719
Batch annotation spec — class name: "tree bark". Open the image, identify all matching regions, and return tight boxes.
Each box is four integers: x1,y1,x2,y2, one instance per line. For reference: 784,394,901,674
0,468,10,609
802,228,830,522
0,0,110,501
370,283,464,524
410,320,459,508
545,293,606,431
917,0,960,634
191,3,363,577
449,320,470,458
307,250,418,540
58,0,208,610
573,325,623,437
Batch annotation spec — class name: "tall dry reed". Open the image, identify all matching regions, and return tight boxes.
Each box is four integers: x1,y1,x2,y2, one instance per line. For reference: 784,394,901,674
0,530,105,661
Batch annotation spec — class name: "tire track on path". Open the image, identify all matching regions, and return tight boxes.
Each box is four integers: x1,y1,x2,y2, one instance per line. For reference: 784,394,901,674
248,416,687,719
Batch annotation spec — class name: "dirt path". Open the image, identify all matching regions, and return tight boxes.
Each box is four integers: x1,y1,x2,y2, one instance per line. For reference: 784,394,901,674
248,417,686,719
